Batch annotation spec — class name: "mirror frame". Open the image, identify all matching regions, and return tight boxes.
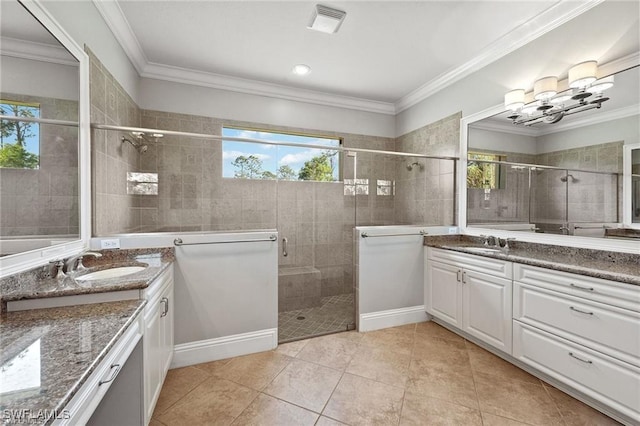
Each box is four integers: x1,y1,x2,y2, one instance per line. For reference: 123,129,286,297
623,143,640,229
0,0,90,277
458,96,640,253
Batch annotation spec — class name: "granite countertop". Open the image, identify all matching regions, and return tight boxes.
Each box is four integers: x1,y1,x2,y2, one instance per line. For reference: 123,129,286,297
424,235,640,286
0,299,146,425
0,248,174,311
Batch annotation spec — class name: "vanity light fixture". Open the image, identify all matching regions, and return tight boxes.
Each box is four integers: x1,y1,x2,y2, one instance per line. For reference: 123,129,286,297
504,60,614,126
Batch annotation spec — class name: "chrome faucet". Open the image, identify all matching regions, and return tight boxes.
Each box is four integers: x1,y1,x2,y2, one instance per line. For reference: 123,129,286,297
485,235,498,247
65,251,102,274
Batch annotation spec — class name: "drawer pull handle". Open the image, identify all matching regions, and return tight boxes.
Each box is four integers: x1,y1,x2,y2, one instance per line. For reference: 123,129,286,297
462,271,467,284
570,306,594,316
568,352,592,364
456,270,462,282
160,297,169,317
569,283,594,292
98,364,121,386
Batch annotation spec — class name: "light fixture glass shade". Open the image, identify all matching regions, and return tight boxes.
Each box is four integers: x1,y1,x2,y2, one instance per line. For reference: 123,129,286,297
550,91,572,104
568,60,598,89
521,101,539,115
534,76,558,100
504,89,525,111
590,75,615,93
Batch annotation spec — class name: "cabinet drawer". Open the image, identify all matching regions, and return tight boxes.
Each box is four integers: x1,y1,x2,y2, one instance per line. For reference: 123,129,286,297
58,316,143,425
513,321,640,423
514,283,640,367
514,264,640,312
427,247,512,279
143,266,173,309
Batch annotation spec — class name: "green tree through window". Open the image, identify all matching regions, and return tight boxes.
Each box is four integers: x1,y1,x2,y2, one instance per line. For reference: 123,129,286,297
0,100,40,169
467,152,505,189
223,127,341,182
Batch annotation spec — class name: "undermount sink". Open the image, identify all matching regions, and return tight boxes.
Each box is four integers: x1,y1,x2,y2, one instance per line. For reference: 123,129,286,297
75,266,146,281
461,246,503,254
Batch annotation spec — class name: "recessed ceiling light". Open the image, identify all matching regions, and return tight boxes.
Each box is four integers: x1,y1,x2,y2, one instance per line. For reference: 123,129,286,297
292,64,311,76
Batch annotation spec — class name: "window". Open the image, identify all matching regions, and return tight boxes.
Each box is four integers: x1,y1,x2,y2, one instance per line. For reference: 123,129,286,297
0,100,40,169
467,152,505,189
127,172,158,195
222,127,341,182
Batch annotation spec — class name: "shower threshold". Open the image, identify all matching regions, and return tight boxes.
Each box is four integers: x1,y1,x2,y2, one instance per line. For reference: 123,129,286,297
278,293,354,343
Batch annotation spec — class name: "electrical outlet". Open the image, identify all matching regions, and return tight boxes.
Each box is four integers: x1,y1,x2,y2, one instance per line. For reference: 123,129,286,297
100,239,120,249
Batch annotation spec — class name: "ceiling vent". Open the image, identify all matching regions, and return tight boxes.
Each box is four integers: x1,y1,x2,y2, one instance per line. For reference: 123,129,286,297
308,4,346,34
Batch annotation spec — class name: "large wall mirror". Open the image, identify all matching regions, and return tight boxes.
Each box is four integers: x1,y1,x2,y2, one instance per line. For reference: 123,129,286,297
623,143,640,228
463,64,639,241
0,0,90,276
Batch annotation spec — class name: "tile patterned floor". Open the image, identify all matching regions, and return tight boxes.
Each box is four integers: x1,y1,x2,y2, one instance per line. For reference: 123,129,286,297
278,294,355,343
151,322,622,426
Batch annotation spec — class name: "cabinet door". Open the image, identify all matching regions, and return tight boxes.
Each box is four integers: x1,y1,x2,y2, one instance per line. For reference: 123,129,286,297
160,279,174,376
425,260,462,328
143,302,162,424
462,270,512,353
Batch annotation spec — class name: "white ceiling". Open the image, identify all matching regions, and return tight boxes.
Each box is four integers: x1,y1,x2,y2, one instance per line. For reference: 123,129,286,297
6,0,634,115
116,1,557,104
97,0,631,114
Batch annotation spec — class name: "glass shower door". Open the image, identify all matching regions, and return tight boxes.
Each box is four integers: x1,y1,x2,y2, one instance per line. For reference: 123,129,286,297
276,149,356,342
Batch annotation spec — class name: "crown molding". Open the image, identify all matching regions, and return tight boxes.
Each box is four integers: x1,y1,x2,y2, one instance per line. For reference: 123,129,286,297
142,62,397,115
92,0,147,74
94,0,604,116
0,36,78,66
394,0,605,113
597,52,640,78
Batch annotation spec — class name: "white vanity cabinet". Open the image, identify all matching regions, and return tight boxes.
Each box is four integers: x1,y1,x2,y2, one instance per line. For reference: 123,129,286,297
425,247,513,353
512,264,640,423
142,265,174,424
57,315,144,425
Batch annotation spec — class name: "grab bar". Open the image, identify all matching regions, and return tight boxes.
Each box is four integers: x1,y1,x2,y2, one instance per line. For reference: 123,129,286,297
174,235,277,246
361,230,427,238
573,225,611,230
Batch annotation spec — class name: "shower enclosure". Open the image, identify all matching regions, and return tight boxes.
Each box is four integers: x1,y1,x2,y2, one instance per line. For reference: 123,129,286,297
94,117,457,344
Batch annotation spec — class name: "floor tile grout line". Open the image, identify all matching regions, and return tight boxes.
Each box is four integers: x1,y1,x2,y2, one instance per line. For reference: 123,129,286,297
152,366,214,419
317,353,349,424
540,380,570,426
227,387,262,425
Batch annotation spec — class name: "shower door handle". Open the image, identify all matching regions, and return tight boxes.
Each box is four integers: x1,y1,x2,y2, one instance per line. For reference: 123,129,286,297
282,238,288,257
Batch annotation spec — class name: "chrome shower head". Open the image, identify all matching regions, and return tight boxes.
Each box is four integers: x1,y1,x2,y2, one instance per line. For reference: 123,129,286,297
122,136,148,154
560,173,577,183
406,161,423,171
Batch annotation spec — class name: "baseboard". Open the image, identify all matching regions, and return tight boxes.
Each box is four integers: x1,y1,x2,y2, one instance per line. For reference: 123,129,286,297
170,328,278,368
359,305,428,332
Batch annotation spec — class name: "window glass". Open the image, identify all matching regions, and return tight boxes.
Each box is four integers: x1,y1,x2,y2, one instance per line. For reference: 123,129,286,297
467,152,505,189
0,100,40,169
222,127,341,182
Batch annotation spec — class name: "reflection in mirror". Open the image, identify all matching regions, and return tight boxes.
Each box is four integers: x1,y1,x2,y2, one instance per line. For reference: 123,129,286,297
467,65,639,239
623,144,640,229
633,149,640,223
0,0,80,256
